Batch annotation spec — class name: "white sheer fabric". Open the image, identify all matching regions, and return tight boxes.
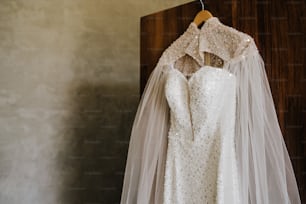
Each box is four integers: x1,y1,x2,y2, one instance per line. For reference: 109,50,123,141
119,63,170,204
120,17,301,204
226,50,301,204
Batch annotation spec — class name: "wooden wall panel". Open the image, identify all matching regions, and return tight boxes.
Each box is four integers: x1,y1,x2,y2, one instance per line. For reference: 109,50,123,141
140,0,306,202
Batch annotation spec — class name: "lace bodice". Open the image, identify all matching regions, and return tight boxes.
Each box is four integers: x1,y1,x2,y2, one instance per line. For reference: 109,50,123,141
163,65,240,204
165,66,235,142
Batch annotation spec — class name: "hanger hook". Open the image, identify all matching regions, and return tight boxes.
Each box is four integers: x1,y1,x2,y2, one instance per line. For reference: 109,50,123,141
199,0,205,10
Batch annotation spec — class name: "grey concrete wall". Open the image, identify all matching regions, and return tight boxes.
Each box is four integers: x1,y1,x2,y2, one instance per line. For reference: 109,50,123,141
0,0,190,203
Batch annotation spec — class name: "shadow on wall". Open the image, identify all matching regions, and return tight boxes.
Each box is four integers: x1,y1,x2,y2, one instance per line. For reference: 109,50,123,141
58,82,138,204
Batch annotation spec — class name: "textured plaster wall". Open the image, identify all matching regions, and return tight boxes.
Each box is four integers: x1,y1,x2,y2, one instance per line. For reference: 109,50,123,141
0,0,191,203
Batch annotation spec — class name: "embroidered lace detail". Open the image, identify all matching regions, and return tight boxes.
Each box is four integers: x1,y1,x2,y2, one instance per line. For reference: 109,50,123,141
173,52,224,78
156,17,256,72
163,67,240,204
174,55,202,78
206,52,224,67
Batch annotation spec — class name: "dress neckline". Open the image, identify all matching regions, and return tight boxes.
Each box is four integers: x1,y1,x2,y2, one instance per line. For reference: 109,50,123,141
169,64,234,84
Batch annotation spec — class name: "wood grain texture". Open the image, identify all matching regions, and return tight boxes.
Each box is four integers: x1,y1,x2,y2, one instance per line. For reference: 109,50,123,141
140,0,306,201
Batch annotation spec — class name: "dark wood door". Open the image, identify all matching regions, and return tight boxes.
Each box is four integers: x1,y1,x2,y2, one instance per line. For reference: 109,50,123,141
140,0,306,201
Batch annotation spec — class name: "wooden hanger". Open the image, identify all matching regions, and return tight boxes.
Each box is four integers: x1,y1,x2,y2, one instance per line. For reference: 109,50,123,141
193,0,213,26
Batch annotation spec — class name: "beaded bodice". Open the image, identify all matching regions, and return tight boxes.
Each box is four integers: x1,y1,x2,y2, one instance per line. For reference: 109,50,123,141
165,66,236,142
163,65,239,204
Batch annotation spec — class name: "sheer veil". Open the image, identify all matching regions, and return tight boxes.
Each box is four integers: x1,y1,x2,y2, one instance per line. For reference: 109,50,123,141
226,42,301,203
120,61,170,204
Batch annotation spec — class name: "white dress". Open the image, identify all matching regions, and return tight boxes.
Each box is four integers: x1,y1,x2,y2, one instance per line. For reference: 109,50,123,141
120,17,301,204
163,66,240,204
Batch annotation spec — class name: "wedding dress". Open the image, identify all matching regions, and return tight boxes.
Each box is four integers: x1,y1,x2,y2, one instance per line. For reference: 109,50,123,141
163,64,240,204
120,17,301,204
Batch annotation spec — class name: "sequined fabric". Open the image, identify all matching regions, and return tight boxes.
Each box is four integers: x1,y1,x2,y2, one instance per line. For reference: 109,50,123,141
156,17,256,68
163,66,239,204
